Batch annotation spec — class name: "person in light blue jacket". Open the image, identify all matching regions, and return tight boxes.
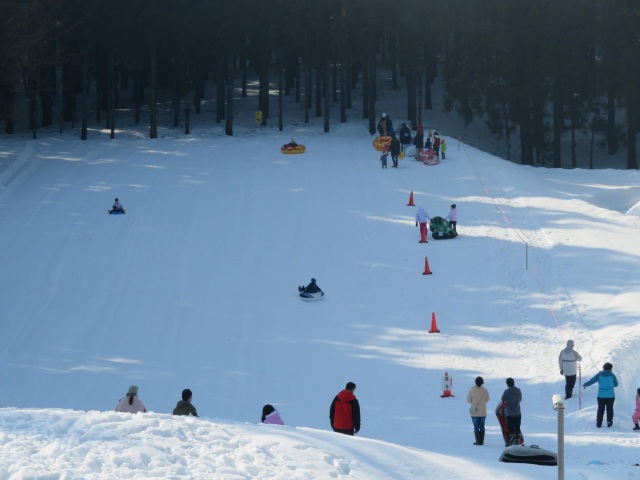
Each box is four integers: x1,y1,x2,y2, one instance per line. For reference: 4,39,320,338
583,362,618,428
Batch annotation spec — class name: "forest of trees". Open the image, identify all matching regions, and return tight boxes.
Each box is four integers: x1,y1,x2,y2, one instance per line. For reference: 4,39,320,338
0,0,638,168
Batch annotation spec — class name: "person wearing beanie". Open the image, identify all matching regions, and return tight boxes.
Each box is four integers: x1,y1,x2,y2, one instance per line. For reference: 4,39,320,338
501,378,522,446
467,376,490,445
115,385,147,413
301,278,322,294
261,404,285,425
583,362,618,427
558,339,582,399
632,388,640,431
445,204,458,233
329,382,361,436
173,388,198,417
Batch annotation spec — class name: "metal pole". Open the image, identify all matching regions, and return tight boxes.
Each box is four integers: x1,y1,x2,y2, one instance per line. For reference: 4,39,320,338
525,242,528,270
578,364,582,410
558,399,565,480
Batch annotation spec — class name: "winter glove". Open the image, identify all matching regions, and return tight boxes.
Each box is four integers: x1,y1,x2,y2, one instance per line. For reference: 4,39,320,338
415,222,418,227
560,370,563,375
582,384,586,389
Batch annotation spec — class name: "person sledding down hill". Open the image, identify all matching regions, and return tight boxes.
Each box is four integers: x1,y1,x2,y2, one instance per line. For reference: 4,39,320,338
108,198,125,214
299,278,323,294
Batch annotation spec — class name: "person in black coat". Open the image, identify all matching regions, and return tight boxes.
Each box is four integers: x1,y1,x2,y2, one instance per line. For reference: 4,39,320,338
413,129,424,152
390,136,401,168
399,123,412,151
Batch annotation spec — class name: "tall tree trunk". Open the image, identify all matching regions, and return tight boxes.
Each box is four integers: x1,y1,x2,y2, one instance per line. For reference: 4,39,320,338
552,82,562,168
323,64,329,133
225,54,234,136
607,79,617,155
278,67,284,131
340,63,346,123
149,43,158,139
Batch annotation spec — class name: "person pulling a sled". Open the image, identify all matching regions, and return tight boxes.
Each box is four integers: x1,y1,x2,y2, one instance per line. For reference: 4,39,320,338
109,197,125,214
299,278,323,294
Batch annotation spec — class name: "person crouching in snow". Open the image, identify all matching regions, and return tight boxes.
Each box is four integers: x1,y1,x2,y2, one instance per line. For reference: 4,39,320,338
262,404,285,425
446,204,458,232
415,207,432,243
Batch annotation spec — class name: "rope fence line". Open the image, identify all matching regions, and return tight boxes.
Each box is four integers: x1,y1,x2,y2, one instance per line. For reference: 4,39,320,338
459,140,565,337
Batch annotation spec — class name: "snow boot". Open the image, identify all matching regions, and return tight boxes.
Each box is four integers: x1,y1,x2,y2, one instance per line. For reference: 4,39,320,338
633,423,640,431
477,431,484,445
473,431,480,445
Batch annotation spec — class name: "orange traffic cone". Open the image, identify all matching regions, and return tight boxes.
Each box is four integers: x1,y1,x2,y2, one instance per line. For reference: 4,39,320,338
422,256,433,275
429,312,440,333
407,191,415,206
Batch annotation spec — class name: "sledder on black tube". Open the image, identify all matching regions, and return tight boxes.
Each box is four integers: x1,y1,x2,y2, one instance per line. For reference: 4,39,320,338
298,278,324,301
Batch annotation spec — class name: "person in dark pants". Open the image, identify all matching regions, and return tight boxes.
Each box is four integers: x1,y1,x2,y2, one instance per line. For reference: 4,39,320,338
390,136,401,168
329,382,360,435
583,362,618,427
558,339,582,399
501,378,522,445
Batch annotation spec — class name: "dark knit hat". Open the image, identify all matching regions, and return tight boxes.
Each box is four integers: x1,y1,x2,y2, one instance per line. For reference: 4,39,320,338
603,362,613,371
475,376,484,387
182,388,193,401
345,382,356,391
127,385,138,395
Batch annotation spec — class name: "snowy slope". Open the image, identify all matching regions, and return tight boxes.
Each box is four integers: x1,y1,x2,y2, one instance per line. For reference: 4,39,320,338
0,112,639,478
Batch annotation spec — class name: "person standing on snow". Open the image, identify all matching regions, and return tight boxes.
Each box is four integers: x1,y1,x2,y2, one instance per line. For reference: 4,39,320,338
413,126,424,155
583,362,618,428
501,378,522,446
440,138,447,159
399,123,412,153
380,146,389,169
433,132,442,158
632,388,640,431
115,385,147,413
467,376,490,446
445,204,458,233
390,135,401,168
173,388,198,417
415,207,432,243
329,382,361,436
558,339,582,399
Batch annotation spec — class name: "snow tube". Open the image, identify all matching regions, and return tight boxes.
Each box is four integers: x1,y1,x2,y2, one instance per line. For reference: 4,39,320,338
420,149,440,165
404,145,417,157
373,135,392,152
281,144,306,154
499,445,557,466
429,216,457,240
108,210,126,215
299,291,325,302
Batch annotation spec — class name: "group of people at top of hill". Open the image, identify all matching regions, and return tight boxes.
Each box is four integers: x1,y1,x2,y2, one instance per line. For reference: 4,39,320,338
377,114,447,161
114,381,362,435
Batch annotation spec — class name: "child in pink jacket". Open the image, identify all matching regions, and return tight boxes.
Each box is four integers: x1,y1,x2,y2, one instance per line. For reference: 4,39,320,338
262,404,285,425
633,388,640,430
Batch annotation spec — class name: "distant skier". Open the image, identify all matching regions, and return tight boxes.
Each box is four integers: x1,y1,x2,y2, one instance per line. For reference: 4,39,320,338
109,198,125,214
299,278,322,294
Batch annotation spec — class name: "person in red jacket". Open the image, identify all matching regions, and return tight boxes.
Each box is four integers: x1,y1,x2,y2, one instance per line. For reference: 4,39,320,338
329,381,361,435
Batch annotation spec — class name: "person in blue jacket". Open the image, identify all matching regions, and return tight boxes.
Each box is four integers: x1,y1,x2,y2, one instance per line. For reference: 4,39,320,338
583,362,618,428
